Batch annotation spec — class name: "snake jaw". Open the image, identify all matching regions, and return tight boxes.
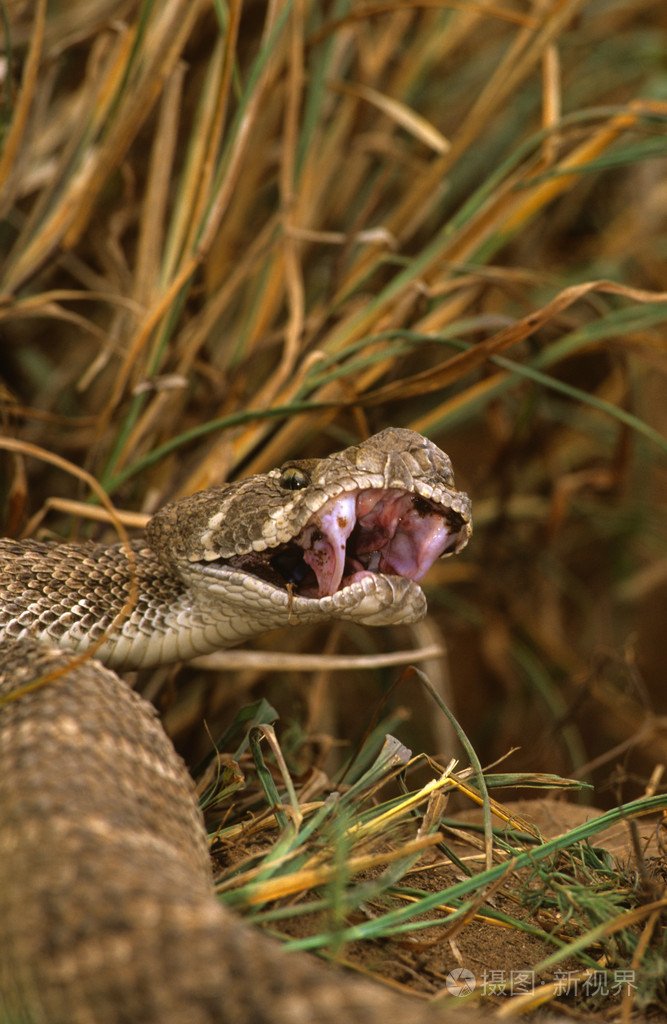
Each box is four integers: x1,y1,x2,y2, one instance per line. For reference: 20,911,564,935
225,487,470,600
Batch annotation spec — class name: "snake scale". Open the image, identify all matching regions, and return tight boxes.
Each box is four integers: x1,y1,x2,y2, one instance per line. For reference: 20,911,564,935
0,427,522,1024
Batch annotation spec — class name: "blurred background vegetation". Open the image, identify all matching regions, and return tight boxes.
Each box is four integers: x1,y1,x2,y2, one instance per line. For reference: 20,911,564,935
1,0,667,806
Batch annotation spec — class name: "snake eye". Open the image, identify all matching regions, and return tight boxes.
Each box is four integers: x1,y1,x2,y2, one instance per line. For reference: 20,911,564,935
279,465,310,490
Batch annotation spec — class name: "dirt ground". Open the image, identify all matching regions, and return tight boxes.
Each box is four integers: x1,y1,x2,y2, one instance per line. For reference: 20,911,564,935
211,794,667,1021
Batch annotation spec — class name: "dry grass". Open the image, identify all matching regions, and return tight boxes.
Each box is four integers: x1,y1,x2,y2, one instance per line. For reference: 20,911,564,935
1,0,667,1015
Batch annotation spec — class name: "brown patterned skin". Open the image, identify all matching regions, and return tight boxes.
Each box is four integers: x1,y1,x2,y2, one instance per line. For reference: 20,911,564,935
0,649,574,1024
0,429,498,1024
0,642,470,1024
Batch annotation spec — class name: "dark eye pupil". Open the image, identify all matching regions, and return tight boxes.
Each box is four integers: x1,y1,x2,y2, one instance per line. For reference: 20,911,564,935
279,466,309,490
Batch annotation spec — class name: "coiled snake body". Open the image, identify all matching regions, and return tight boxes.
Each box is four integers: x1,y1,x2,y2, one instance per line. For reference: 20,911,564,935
0,428,483,1024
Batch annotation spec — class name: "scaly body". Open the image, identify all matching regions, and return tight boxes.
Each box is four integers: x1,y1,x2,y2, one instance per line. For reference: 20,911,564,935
0,428,485,1024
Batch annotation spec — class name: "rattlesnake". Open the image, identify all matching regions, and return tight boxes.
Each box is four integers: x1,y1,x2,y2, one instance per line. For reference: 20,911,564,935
0,427,504,1024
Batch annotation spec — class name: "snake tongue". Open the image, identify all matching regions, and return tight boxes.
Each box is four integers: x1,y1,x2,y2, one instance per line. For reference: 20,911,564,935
301,494,357,597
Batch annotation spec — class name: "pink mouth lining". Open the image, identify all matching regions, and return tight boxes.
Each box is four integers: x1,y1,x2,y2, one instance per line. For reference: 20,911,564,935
296,488,464,598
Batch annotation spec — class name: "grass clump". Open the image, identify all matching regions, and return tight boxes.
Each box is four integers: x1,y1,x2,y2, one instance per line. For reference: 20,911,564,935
201,700,667,1015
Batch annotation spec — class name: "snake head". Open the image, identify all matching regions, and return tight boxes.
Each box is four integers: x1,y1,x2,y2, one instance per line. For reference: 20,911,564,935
146,428,471,635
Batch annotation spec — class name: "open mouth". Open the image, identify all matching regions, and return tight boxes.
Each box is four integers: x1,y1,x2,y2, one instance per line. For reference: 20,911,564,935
223,487,470,599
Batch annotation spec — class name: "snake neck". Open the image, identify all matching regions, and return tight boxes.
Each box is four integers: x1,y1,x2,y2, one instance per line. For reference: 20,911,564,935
0,538,259,671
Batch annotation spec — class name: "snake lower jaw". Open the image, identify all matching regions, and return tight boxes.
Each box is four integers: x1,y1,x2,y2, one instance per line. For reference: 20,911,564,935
317,573,429,626
192,564,429,629
292,572,429,626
